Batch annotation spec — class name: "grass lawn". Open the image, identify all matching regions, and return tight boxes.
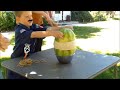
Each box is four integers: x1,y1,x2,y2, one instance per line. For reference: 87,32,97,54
73,26,103,39
0,57,10,79
10,34,15,45
0,26,120,79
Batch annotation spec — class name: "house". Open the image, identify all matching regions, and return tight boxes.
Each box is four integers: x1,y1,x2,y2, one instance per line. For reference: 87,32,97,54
51,11,71,22
6,11,71,22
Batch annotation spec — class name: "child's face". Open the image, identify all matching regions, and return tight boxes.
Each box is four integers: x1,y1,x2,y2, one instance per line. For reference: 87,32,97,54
18,11,33,27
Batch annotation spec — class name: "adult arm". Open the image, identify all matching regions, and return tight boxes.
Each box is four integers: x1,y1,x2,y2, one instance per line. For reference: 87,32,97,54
0,33,10,51
32,11,58,26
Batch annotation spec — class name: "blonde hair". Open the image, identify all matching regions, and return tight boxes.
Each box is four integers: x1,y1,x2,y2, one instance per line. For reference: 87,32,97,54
14,11,25,17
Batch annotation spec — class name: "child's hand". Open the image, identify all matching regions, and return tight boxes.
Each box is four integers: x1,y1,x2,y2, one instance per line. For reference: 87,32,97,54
52,22,58,27
47,30,63,38
48,20,58,27
46,18,58,27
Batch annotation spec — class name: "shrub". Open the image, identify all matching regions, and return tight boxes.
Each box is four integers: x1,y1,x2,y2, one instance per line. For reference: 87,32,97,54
0,11,16,32
71,11,94,23
90,11,108,21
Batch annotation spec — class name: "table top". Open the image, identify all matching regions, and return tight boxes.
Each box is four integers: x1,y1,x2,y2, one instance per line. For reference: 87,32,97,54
1,48,120,79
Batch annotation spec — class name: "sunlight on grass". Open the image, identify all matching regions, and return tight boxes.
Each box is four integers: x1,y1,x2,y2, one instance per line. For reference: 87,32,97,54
42,40,46,46
76,46,83,50
106,52,120,57
73,26,103,39
10,34,15,45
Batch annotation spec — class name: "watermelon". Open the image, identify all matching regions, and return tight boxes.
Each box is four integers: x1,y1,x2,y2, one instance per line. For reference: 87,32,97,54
54,28,76,64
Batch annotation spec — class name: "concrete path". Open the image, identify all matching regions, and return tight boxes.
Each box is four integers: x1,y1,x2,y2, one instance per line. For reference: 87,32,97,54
73,20,120,53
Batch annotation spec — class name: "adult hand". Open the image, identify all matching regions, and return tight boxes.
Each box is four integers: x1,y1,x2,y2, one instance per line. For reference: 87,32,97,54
63,26,74,30
46,18,58,27
0,33,10,51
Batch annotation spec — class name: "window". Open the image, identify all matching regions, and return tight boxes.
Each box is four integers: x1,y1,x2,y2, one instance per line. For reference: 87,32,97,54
55,11,60,14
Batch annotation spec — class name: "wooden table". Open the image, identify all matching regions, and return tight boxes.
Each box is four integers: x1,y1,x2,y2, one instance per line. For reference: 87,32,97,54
1,48,120,79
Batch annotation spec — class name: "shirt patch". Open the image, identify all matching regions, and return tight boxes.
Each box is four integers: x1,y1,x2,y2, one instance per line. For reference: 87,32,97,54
20,29,26,33
36,24,40,28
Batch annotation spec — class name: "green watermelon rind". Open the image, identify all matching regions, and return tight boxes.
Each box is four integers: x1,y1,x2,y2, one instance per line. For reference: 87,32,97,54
54,28,76,57
55,28,76,42
54,48,76,57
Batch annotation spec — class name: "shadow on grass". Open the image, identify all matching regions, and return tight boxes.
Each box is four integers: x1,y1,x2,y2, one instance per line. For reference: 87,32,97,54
73,26,104,39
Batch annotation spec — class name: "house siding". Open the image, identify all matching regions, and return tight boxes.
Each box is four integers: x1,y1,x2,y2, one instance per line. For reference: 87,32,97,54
53,11,71,21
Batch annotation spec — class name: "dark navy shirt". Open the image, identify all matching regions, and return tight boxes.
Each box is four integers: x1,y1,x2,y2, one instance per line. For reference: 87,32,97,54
11,23,47,59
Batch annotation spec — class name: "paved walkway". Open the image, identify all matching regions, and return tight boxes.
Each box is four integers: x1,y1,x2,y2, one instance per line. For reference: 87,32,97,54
73,20,120,53
0,20,120,57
